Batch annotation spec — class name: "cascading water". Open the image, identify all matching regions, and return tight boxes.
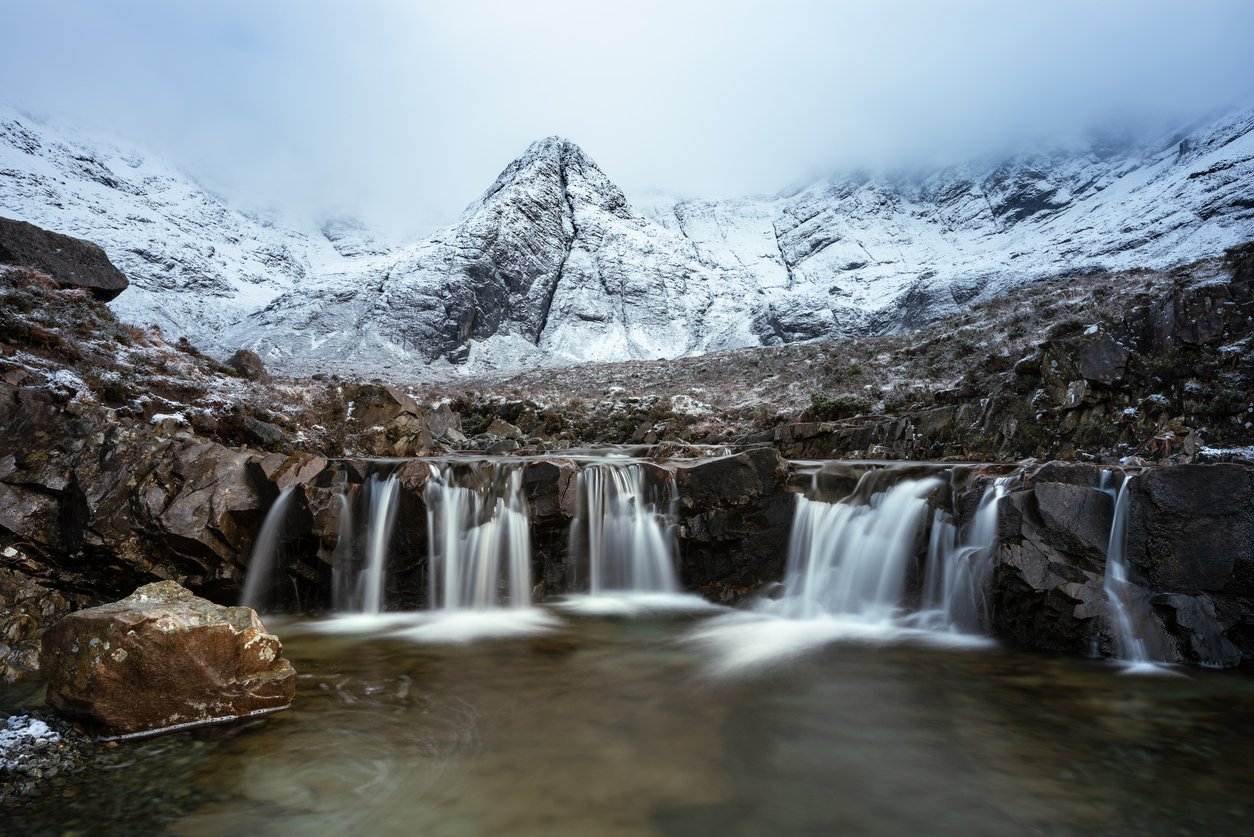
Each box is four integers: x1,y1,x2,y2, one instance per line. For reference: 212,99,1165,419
425,465,532,611
1100,473,1151,664
330,486,355,611
765,474,941,622
571,462,678,595
240,486,297,611
917,477,1012,633
358,473,400,615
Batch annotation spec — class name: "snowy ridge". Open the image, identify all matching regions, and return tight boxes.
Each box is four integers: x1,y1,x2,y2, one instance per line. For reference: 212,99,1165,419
2,104,1253,376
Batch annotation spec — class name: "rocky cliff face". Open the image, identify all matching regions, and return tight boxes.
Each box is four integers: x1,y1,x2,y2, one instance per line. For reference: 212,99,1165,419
3,105,1252,374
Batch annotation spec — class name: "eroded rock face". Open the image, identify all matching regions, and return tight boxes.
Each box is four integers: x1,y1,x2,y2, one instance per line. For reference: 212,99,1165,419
40,581,295,738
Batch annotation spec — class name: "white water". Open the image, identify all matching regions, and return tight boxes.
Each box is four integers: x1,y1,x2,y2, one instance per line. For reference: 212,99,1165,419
767,475,941,621
917,477,1012,633
240,486,297,611
425,465,532,611
359,474,400,615
1101,474,1151,664
572,463,679,595
330,487,355,611
691,472,997,672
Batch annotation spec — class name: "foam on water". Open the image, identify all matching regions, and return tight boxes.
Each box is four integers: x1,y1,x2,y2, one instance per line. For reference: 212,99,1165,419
389,609,562,644
555,592,723,618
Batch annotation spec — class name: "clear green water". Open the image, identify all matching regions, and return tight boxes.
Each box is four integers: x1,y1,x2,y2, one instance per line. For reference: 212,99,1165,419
5,608,1254,836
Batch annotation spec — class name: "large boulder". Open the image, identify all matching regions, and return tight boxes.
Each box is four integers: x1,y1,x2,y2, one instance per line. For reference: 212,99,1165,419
225,349,271,383
0,217,129,300
40,581,295,738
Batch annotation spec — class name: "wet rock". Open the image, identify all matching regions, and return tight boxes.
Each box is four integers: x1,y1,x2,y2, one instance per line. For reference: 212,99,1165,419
989,478,1116,652
1031,482,1113,567
1127,464,1254,594
1151,593,1243,667
673,448,794,602
1025,461,1106,489
41,581,295,738
0,217,129,300
989,539,1108,653
225,349,271,383
251,451,328,492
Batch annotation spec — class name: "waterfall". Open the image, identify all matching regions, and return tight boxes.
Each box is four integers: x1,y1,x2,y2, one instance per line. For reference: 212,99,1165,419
425,465,532,611
359,473,400,615
572,462,678,595
765,475,941,621
240,486,297,611
917,477,1010,633
1101,475,1151,663
330,486,355,611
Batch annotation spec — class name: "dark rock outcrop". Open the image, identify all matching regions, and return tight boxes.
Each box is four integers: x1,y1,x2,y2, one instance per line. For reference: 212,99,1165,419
673,448,793,603
1126,465,1254,594
41,581,295,738
0,217,128,300
986,461,1254,666
225,349,271,383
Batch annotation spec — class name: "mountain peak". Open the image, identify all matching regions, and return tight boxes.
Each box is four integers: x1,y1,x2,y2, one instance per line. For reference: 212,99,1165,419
469,134,627,221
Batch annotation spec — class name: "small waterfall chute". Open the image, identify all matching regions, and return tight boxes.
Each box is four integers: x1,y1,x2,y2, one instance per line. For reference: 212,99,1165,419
916,477,1012,633
764,475,941,622
692,469,988,672
359,473,400,615
240,486,298,612
561,459,714,616
425,464,533,611
330,485,355,611
1100,473,1153,666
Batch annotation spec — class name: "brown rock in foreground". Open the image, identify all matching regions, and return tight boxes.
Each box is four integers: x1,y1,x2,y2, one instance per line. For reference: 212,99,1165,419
40,581,295,738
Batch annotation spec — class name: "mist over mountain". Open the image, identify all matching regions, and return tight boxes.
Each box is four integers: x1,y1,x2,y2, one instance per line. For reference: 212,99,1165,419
2,102,1252,375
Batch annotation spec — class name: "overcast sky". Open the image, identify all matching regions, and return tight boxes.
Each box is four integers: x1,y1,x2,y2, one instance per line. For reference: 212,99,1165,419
4,1,1254,234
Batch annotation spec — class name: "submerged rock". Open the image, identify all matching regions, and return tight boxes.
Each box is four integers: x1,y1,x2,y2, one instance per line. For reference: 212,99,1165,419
40,581,295,738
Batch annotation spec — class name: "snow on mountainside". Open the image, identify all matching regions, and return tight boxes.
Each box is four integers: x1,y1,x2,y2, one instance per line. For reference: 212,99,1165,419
649,107,1254,342
0,106,358,342
1,104,1252,377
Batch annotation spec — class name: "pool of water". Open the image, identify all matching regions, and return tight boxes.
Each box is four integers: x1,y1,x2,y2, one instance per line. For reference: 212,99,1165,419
5,605,1254,836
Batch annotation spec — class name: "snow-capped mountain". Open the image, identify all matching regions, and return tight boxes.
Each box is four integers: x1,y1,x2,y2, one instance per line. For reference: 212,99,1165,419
0,106,363,341
2,104,1252,376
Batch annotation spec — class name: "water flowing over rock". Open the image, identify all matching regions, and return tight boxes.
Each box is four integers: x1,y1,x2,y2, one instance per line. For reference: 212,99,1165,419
570,462,679,595
918,477,1012,633
41,581,295,738
425,464,532,610
765,476,940,621
1101,475,1152,663
239,486,300,612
